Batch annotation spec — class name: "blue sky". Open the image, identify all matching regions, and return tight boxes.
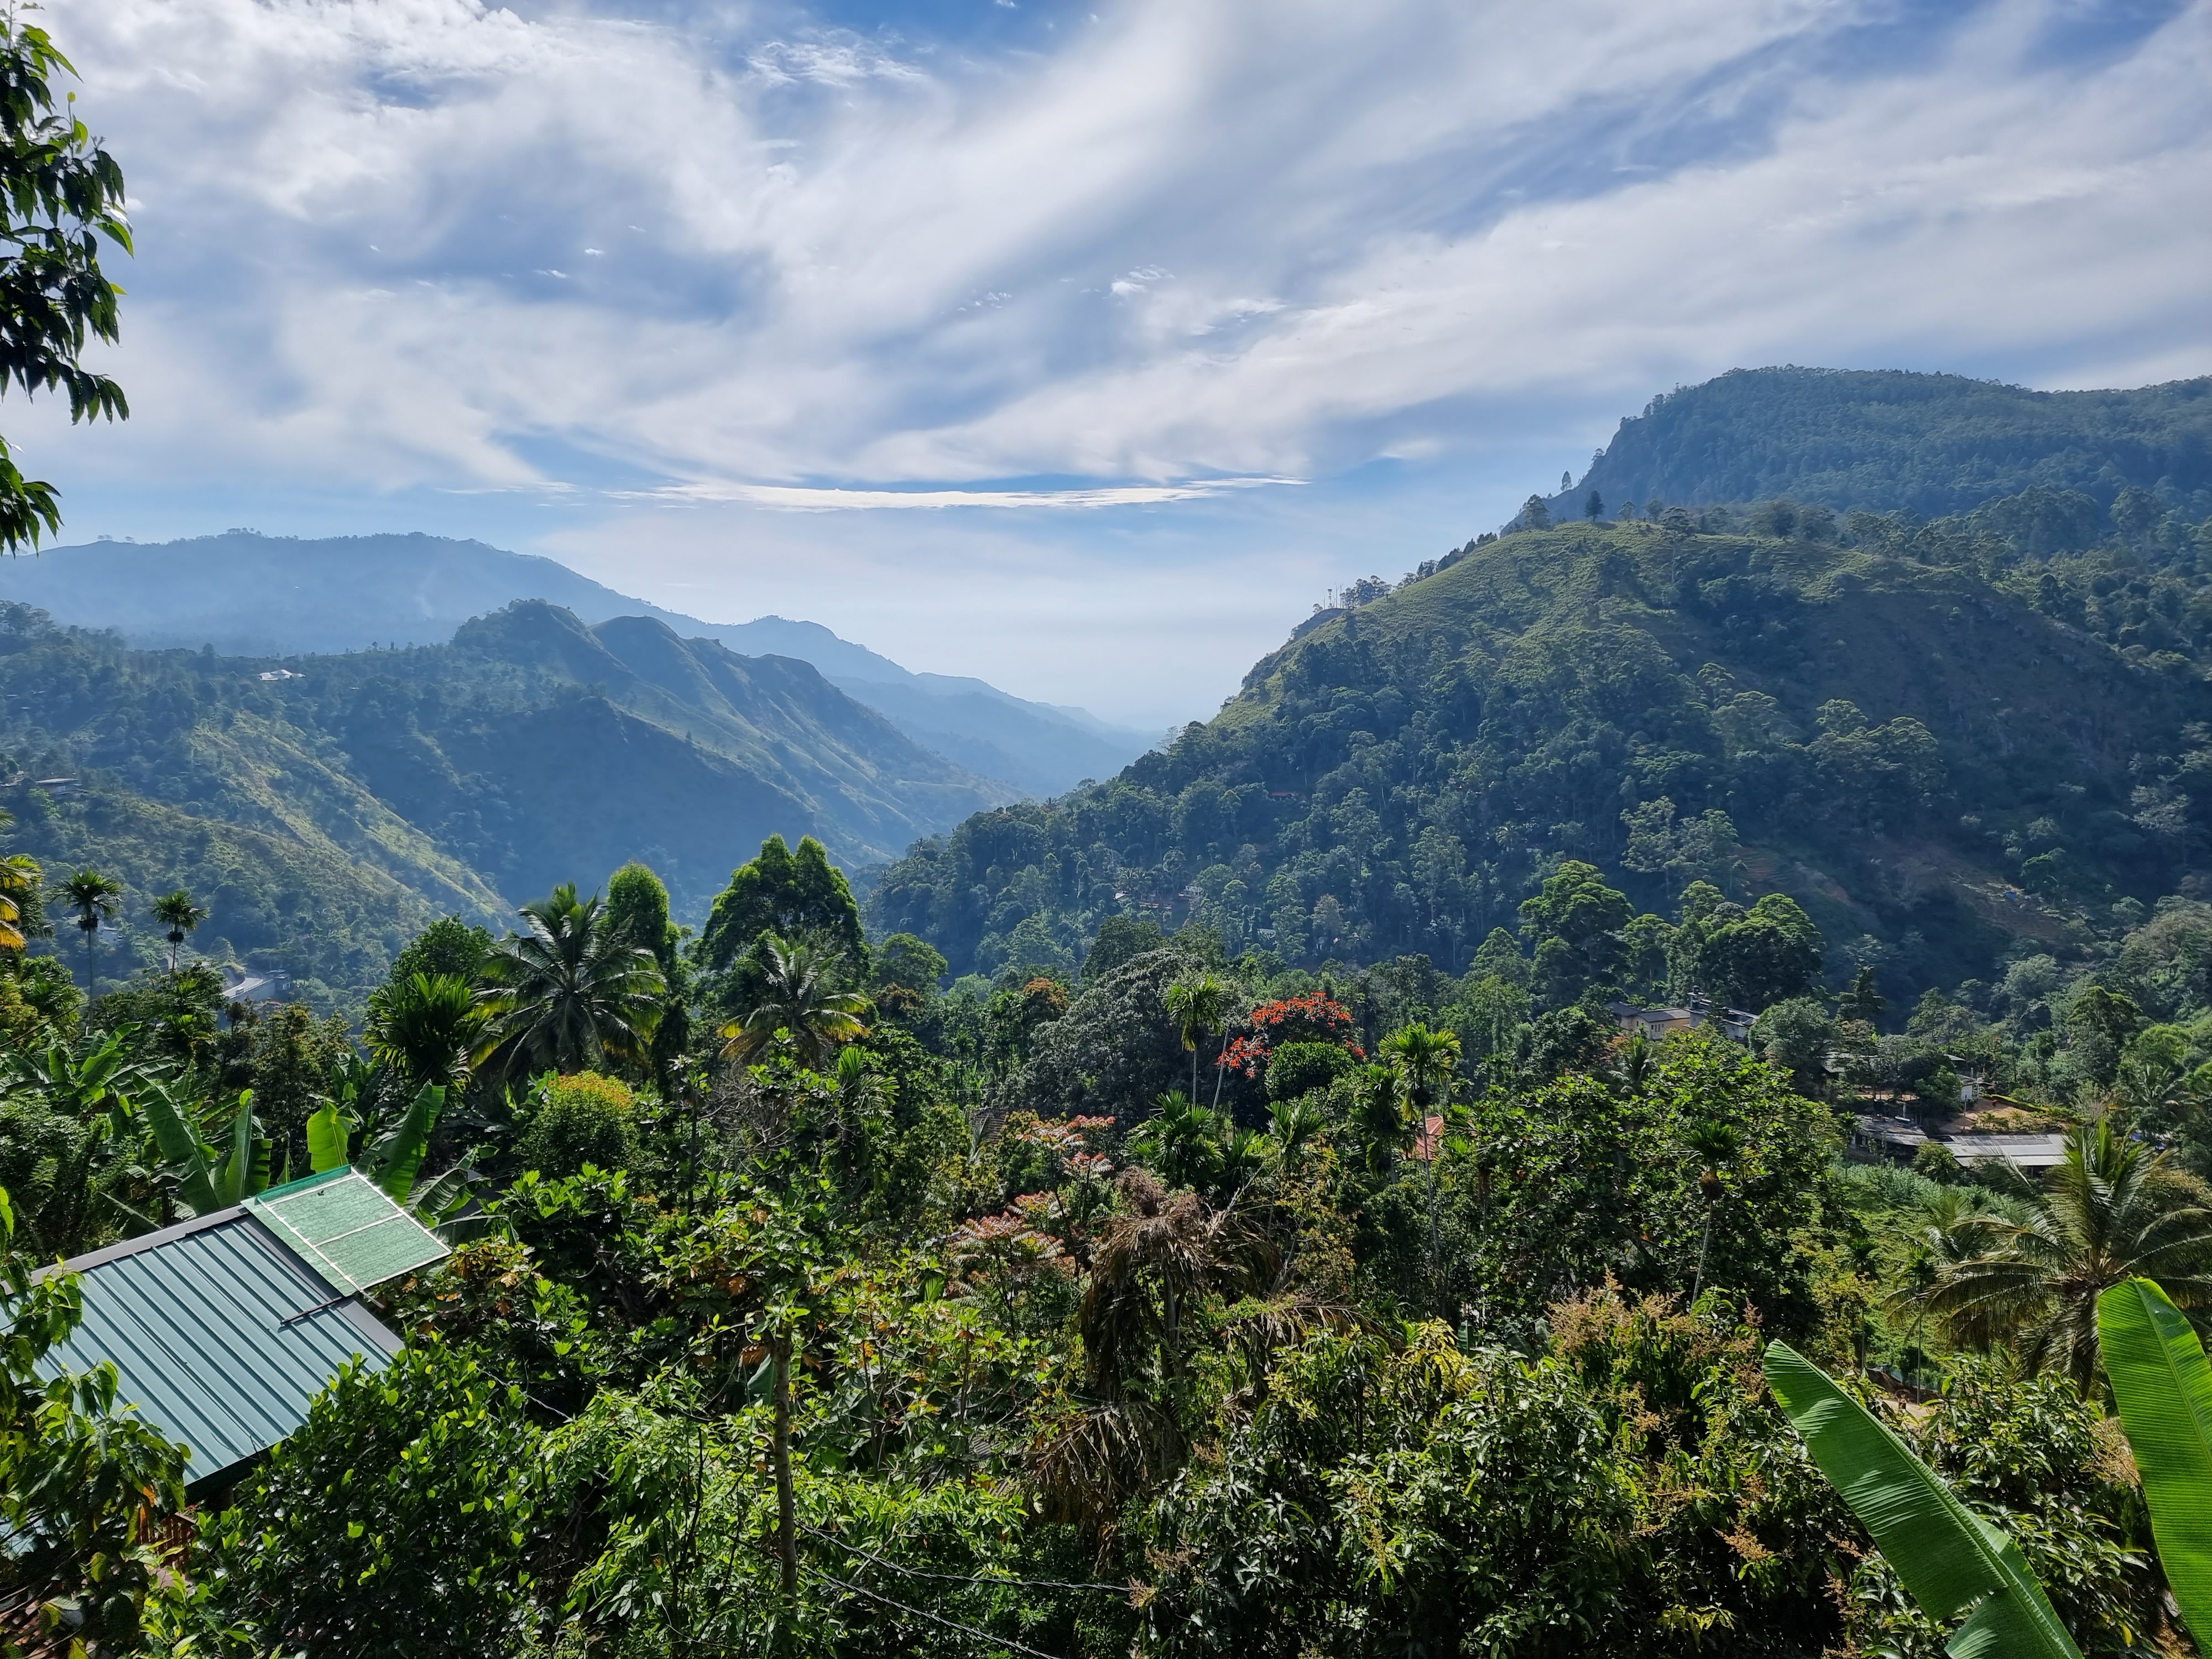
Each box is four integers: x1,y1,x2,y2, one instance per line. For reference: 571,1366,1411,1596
15,0,2212,727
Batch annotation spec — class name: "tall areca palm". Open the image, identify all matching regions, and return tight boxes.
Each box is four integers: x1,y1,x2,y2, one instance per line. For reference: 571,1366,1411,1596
150,888,208,972
1381,1022,1460,1157
718,932,870,1070
473,885,665,1080
1165,972,1228,1102
1384,1021,1462,1267
54,867,122,998
1915,1121,2212,1393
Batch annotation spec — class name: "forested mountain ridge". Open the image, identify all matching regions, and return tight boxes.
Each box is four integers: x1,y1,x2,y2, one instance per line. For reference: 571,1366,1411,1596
872,512,2212,999
0,532,1152,796
1557,367,2212,520
0,600,1010,1001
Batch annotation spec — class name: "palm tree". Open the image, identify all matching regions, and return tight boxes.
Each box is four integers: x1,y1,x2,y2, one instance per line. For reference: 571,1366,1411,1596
1381,1022,1460,1158
0,806,29,952
474,885,665,1080
150,888,210,972
718,932,870,1070
54,867,123,998
0,851,39,951
1914,1121,2212,1393
369,971,483,1092
1165,972,1228,1103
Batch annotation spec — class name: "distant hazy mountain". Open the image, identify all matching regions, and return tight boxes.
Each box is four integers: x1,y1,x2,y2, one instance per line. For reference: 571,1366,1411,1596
0,532,1150,797
0,598,1014,997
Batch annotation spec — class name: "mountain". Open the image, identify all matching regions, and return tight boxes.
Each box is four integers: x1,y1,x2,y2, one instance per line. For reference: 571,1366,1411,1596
0,532,1151,797
1553,367,2212,520
0,599,1011,1003
872,430,2212,1004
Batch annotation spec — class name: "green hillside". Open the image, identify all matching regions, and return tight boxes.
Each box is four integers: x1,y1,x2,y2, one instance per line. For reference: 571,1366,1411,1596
872,511,2212,1000
0,600,1011,1004
1564,367,2212,519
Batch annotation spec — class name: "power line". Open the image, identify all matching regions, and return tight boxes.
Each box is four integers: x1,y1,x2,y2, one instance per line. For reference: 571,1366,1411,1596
799,1522,1126,1597
804,1563,1073,1659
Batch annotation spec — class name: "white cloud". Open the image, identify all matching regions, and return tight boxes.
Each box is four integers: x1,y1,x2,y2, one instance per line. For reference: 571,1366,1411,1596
17,0,2212,721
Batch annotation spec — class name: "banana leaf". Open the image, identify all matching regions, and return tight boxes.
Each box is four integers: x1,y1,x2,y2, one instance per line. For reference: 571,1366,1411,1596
137,1078,221,1216
406,1149,476,1223
212,1091,269,1206
2096,1278,2212,1647
1763,1340,2084,1659
306,1099,353,1174
366,1083,444,1203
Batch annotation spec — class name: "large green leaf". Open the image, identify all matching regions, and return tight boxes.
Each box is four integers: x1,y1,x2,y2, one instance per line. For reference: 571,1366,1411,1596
137,1078,220,1216
2097,1278,2212,1646
367,1083,444,1203
1763,1341,2084,1659
306,1099,353,1175
213,1090,259,1207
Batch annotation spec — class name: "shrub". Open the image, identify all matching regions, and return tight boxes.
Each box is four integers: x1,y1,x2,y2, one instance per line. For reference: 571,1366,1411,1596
1266,1041,1355,1101
515,1070,636,1177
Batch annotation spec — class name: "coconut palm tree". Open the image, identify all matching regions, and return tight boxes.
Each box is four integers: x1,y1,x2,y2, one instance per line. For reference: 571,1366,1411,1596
473,885,665,1080
1914,1121,2212,1393
369,971,483,1092
54,867,122,998
718,932,870,1070
0,806,30,951
150,888,209,972
0,851,38,951
1165,972,1228,1102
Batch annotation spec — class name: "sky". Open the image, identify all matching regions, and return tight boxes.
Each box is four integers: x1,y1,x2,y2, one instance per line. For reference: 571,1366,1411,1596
13,0,2212,729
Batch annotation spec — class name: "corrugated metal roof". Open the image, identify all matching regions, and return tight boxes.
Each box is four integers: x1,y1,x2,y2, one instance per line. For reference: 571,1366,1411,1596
243,1167,448,1294
40,1208,408,1486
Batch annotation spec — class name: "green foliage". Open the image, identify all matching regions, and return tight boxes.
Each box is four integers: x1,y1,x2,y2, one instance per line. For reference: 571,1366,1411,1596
0,10,133,552
1141,1302,1841,1657
1912,1124,2212,1392
874,516,2195,1004
515,1070,638,1179
1579,367,2211,518
699,833,865,977
207,1342,552,1658
367,971,481,1092
476,884,665,1082
1266,1039,1354,1100
1084,914,1164,984
1764,1339,2085,1659
2097,1277,2212,1650
1459,1031,1843,1343
1,1185,194,1653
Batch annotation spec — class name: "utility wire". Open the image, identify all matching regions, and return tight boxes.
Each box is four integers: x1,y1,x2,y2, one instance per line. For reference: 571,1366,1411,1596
804,1563,1073,1659
799,1522,1128,1595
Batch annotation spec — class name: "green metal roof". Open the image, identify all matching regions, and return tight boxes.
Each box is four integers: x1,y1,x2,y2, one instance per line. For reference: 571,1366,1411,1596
41,1175,449,1488
243,1167,450,1294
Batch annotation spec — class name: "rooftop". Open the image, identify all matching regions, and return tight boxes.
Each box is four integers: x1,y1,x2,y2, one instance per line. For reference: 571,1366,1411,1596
39,1170,447,1488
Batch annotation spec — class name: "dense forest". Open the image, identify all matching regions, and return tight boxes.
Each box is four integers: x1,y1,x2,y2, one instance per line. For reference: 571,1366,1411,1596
877,489,2212,1006
1566,367,2212,520
0,598,1013,1001
15,805,2212,1655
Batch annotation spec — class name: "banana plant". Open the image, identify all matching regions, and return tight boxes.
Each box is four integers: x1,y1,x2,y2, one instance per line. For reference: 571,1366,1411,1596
1763,1340,2084,1659
137,1083,273,1216
2096,1278,2212,1648
306,1081,482,1237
